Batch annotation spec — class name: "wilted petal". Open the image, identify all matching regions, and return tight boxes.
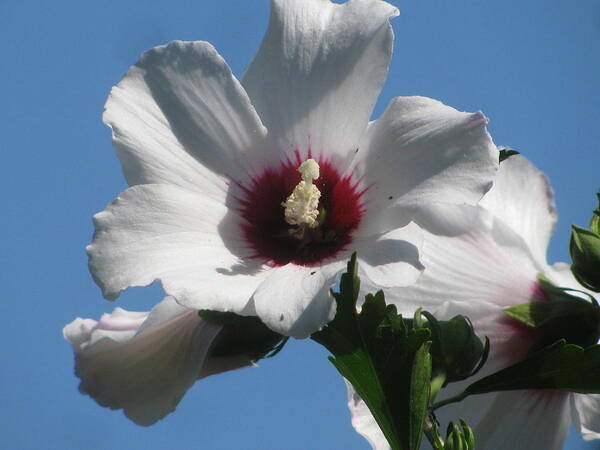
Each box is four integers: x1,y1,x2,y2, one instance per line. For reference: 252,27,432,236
87,184,268,313
243,0,398,167
63,297,223,426
104,40,275,200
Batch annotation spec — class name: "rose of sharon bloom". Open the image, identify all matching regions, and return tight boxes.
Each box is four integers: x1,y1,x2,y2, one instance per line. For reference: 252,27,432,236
348,155,600,449
63,296,279,425
88,0,498,339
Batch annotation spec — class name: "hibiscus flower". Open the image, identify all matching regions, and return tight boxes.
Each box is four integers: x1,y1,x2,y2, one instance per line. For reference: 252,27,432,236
348,155,600,449
87,0,497,339
63,296,282,425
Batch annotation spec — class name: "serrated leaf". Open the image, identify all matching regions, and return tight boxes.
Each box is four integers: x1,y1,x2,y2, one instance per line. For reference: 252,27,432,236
312,254,432,450
312,254,402,449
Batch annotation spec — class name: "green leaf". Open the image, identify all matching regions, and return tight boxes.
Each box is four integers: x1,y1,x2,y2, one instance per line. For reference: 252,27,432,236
312,254,400,449
503,297,596,329
504,276,600,351
434,341,600,411
464,340,600,395
498,147,519,162
312,253,433,450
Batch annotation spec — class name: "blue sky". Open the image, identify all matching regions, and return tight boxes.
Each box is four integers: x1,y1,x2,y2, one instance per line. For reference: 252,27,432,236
2,0,599,449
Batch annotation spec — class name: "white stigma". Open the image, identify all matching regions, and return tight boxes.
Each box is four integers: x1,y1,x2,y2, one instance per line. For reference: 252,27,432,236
282,159,322,229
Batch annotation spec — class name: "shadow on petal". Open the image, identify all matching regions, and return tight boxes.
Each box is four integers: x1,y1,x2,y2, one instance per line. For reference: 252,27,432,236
361,238,423,270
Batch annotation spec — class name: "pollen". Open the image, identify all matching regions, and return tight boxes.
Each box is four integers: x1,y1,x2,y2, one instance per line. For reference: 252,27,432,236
282,159,322,228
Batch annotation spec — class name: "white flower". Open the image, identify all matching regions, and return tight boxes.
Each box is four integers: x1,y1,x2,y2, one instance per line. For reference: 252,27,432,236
63,296,270,425
348,155,600,449
87,0,498,339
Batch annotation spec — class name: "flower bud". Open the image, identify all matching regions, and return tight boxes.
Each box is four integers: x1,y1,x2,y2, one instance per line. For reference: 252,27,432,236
570,225,600,292
443,421,475,450
422,312,487,384
459,419,475,449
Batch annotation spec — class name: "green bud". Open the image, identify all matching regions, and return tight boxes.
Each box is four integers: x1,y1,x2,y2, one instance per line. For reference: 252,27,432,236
570,225,600,292
444,422,467,450
423,312,487,384
459,419,475,449
442,421,475,450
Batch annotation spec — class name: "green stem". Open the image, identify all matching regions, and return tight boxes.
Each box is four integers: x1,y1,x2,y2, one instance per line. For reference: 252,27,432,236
431,391,469,410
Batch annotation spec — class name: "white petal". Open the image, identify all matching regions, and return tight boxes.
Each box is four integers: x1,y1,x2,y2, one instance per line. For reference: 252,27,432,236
572,394,600,441
480,155,557,267
63,297,222,426
104,40,274,200
355,96,498,236
253,261,345,338
345,380,390,450
356,222,424,289
474,390,571,450
370,204,540,315
242,0,398,167
87,184,267,313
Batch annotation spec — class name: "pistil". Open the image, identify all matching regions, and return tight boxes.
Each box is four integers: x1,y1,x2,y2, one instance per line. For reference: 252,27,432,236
282,159,322,232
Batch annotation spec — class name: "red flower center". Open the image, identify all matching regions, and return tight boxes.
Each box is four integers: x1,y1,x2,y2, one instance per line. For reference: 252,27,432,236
237,154,364,266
